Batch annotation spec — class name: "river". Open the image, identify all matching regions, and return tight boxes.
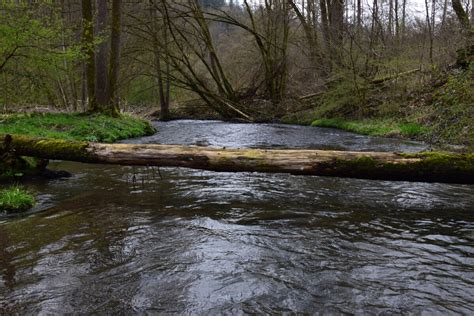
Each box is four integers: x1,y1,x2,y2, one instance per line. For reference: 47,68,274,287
1,120,473,314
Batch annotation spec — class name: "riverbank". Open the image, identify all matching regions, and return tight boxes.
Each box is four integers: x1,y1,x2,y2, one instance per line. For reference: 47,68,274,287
282,64,473,149
0,113,155,182
310,119,427,139
2,119,472,314
155,64,472,149
0,112,155,142
0,112,155,212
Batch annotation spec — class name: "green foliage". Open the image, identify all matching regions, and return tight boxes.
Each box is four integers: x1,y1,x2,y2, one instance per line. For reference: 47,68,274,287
0,113,155,143
0,185,35,214
0,2,82,107
311,118,427,138
398,123,427,138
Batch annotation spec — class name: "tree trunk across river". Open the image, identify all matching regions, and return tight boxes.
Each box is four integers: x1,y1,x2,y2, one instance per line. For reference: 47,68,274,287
2,123,472,184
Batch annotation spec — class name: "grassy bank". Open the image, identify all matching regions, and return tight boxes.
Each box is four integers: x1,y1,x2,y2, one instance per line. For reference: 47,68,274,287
284,64,473,147
0,185,35,214
1,112,156,180
0,112,155,142
311,119,427,138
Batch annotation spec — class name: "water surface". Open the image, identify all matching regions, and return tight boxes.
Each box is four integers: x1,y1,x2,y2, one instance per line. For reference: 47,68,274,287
1,121,473,314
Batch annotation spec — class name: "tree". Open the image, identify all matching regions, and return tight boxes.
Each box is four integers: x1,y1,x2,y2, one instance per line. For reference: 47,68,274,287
95,0,108,106
105,0,122,115
242,0,290,103
81,0,97,111
149,0,171,121
452,0,473,66
0,2,80,110
81,0,122,116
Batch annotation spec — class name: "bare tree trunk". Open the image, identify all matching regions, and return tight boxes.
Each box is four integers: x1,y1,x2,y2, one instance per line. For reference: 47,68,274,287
441,0,448,28
242,0,290,104
330,0,344,50
105,0,122,116
95,0,108,106
81,0,96,112
150,0,170,121
289,0,321,67
320,0,331,53
357,0,362,29
452,0,471,29
452,0,473,66
402,0,406,40
395,0,400,40
424,0,434,64
81,62,87,111
472,0,474,22
389,0,393,37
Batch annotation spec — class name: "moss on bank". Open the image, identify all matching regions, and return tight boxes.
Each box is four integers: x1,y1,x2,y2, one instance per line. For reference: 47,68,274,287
0,112,155,179
0,185,35,213
0,112,155,143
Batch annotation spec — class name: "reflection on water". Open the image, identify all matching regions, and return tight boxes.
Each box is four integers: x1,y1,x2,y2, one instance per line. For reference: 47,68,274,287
1,121,473,314
124,120,429,153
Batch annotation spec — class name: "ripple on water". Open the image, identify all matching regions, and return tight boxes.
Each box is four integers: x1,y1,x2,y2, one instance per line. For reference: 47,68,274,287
1,120,473,314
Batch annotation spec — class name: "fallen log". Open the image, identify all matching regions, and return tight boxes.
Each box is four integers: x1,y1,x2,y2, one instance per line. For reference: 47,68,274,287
371,68,421,85
1,134,473,184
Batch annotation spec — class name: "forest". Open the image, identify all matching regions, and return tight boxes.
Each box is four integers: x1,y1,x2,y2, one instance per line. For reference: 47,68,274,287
0,0,472,143
0,1,473,314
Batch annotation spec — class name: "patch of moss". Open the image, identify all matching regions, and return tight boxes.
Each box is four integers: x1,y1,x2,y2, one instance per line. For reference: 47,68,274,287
314,151,474,183
401,151,474,173
0,185,35,213
9,136,93,162
0,112,155,143
0,112,155,178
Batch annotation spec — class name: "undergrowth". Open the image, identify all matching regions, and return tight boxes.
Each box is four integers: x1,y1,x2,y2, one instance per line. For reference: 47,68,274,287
423,64,474,145
296,65,473,146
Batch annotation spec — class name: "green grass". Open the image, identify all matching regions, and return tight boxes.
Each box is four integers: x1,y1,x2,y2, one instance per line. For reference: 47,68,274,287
0,112,156,179
311,118,427,138
398,123,426,138
0,185,35,213
0,112,155,143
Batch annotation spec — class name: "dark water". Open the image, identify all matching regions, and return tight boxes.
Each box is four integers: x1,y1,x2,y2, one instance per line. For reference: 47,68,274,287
1,121,473,314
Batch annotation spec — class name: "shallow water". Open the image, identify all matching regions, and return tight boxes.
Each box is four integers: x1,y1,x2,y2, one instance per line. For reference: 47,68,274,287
1,121,473,314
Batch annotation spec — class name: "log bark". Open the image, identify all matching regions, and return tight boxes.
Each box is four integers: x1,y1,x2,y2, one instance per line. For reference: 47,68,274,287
1,135,473,184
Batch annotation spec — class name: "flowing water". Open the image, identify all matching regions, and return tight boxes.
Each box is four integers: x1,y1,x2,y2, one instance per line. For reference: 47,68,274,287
1,121,473,314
